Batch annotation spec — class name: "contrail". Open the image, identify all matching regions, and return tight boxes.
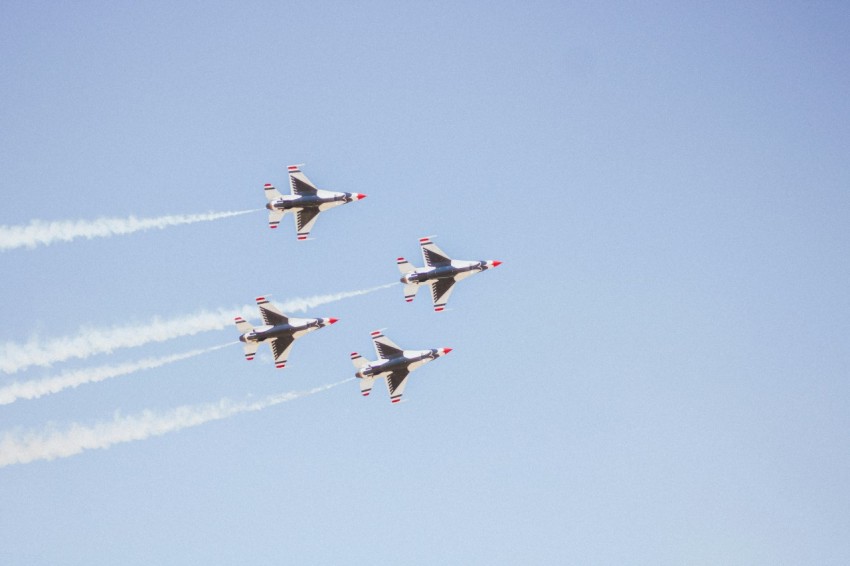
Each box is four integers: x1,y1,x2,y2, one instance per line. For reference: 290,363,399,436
0,283,396,374
0,343,236,406
0,378,354,467
0,210,258,251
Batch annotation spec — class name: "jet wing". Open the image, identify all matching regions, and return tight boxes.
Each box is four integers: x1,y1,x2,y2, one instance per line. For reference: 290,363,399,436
385,369,410,404
287,165,318,196
370,330,404,360
256,296,288,326
430,278,457,312
270,335,296,369
295,208,321,241
419,237,452,267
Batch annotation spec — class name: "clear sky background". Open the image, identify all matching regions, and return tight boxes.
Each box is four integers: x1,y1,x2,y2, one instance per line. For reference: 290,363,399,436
1,2,849,564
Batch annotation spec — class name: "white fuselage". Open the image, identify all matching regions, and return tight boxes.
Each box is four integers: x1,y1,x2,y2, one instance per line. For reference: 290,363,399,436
267,190,358,213
401,260,496,286
356,348,449,379
239,317,330,345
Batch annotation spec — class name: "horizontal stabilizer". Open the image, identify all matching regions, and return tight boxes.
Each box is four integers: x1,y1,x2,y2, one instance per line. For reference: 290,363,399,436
242,342,259,361
350,352,368,370
268,209,284,229
403,283,418,303
396,257,415,275
264,183,283,201
359,376,375,397
234,316,254,334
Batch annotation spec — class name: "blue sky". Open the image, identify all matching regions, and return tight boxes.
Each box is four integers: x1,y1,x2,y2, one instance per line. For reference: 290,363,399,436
1,1,849,564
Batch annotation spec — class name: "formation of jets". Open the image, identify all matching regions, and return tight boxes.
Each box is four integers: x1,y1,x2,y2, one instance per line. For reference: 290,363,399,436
238,164,500,403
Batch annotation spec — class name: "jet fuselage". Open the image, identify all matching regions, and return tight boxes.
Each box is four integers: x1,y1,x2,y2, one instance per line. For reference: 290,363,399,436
266,192,358,212
401,261,493,285
239,319,328,344
356,349,444,379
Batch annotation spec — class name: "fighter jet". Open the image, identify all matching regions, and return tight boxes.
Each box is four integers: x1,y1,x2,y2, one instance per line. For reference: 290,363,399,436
396,237,502,311
350,330,452,403
264,164,366,240
234,296,338,369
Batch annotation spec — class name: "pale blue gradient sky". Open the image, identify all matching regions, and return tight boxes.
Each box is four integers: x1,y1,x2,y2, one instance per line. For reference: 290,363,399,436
1,2,849,564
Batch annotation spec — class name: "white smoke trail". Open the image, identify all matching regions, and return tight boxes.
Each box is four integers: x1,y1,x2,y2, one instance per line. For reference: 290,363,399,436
0,283,396,374
0,210,258,251
0,378,354,467
0,343,236,406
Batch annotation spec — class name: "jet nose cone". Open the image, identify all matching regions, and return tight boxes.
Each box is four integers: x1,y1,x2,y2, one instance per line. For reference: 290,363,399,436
327,318,339,325
356,193,367,200
492,260,502,267
443,347,453,354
